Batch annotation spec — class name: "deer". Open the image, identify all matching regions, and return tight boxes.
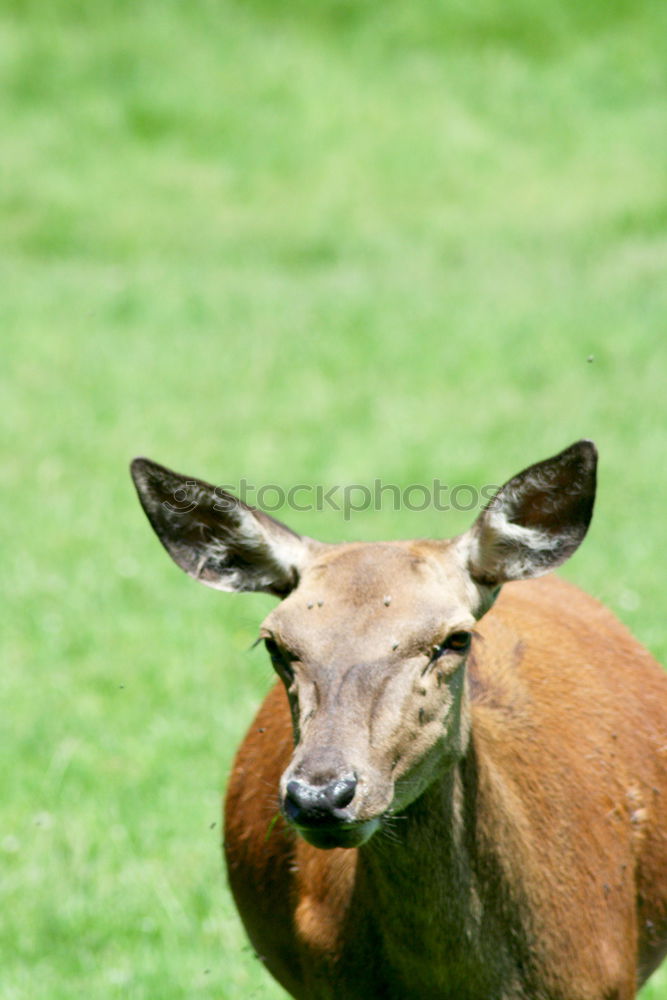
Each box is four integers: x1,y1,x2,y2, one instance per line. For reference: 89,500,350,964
130,441,667,1000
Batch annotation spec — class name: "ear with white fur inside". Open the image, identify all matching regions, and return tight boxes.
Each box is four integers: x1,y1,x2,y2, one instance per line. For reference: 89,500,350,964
130,458,315,596
465,440,597,587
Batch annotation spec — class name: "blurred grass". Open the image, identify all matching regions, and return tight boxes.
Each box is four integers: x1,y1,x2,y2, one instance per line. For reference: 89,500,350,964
2,0,666,996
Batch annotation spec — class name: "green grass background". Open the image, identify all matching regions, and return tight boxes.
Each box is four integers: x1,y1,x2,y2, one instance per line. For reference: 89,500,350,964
2,0,667,996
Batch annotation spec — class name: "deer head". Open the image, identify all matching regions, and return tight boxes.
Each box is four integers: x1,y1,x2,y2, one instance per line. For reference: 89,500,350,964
131,441,596,849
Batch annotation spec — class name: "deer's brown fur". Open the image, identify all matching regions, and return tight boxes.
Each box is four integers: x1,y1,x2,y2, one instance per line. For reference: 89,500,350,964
131,442,667,999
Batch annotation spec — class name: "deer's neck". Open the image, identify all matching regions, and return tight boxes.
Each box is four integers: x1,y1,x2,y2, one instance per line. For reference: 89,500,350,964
362,748,480,936
352,738,526,998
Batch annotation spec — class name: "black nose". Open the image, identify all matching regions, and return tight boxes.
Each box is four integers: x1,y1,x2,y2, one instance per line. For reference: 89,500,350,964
284,774,358,827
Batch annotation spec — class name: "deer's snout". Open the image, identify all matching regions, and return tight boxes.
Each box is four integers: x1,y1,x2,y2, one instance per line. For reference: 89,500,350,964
280,763,383,849
284,773,358,827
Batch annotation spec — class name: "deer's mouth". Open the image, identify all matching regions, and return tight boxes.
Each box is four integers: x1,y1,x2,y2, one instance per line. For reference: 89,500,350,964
292,817,381,850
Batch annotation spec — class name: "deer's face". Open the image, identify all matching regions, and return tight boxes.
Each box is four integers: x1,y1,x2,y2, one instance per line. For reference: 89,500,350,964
261,541,479,848
131,440,596,850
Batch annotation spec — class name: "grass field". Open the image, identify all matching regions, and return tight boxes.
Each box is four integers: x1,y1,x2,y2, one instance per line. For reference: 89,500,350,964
2,0,667,996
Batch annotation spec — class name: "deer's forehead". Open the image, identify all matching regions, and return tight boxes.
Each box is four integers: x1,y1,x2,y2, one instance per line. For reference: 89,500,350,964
262,540,474,657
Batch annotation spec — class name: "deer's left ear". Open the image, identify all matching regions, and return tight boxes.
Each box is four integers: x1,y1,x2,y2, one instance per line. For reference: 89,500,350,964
130,458,318,597
463,440,597,587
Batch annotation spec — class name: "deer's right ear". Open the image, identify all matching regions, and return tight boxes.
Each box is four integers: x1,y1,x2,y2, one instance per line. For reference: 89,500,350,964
462,440,597,588
130,458,316,597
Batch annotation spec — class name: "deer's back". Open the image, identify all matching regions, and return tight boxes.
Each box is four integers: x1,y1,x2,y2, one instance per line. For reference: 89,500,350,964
468,575,667,985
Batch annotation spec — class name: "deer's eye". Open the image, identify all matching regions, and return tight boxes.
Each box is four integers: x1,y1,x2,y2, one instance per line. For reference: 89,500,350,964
433,631,472,659
264,638,295,681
